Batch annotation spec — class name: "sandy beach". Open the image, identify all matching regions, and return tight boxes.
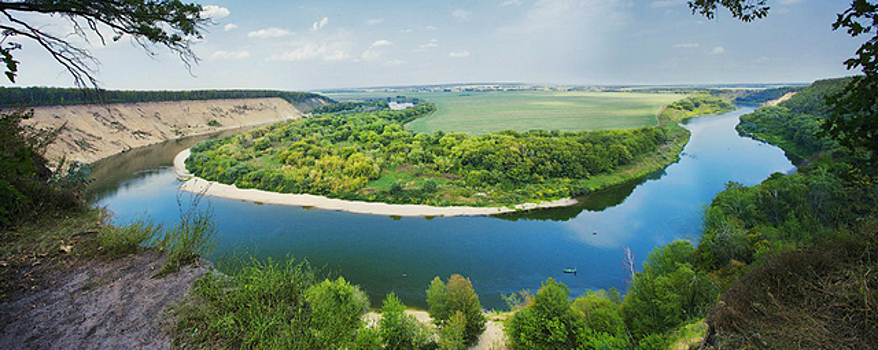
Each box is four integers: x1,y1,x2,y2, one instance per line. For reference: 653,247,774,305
174,149,578,217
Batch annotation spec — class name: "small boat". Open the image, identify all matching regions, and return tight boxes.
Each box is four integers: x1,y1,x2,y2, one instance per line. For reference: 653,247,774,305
563,266,578,274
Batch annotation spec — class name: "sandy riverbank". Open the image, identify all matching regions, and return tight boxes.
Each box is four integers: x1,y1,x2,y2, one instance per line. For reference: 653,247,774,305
174,149,578,217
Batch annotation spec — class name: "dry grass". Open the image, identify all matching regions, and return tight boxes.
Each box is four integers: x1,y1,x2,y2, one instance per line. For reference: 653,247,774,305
706,235,877,349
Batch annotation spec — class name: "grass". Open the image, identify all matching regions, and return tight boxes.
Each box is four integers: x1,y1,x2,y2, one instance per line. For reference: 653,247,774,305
0,208,103,299
170,257,319,349
708,235,878,349
327,91,686,134
96,220,163,259
0,204,216,300
666,319,708,350
155,209,216,277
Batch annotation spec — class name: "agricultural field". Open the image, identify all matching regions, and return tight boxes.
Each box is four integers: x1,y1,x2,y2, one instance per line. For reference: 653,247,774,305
326,91,687,135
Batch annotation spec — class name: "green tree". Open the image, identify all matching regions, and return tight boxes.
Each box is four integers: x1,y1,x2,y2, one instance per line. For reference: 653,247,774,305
689,0,878,170
426,276,448,321
304,277,370,349
623,241,718,340
505,278,583,350
0,0,208,87
426,274,487,347
379,293,433,350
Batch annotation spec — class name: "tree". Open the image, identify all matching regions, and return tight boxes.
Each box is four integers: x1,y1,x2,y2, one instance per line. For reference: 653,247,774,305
379,293,433,350
425,274,486,347
0,0,208,87
505,278,583,350
689,0,878,169
304,277,370,349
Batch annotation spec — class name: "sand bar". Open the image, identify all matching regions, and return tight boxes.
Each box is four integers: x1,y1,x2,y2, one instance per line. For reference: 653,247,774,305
174,149,578,217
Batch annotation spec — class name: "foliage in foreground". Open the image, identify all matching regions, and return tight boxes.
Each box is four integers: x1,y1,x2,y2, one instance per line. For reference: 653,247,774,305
709,237,878,349
426,274,487,347
0,110,90,229
173,257,486,350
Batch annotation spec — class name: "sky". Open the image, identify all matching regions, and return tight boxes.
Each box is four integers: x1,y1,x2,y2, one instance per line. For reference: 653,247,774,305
3,0,864,91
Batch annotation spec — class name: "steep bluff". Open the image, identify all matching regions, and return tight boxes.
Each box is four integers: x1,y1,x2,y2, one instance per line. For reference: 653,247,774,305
16,97,329,164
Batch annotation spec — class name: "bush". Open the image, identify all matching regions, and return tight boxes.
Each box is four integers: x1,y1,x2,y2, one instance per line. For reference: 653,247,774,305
505,278,582,350
96,220,162,259
623,241,718,340
304,277,370,348
0,110,88,229
425,274,486,346
156,208,216,275
379,293,433,350
172,257,329,348
707,238,878,349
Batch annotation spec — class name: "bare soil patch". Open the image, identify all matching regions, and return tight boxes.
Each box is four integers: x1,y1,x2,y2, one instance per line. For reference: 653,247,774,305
0,250,210,349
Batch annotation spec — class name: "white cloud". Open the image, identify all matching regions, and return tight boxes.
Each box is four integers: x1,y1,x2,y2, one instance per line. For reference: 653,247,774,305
674,42,699,48
223,23,238,31
710,46,726,55
780,0,803,4
385,59,407,66
399,29,414,33
362,40,393,61
312,17,329,31
500,0,523,6
426,26,438,30
448,50,470,58
370,40,393,48
201,5,230,20
248,27,294,38
452,9,472,21
414,39,439,52
211,50,250,60
367,18,385,26
268,43,328,61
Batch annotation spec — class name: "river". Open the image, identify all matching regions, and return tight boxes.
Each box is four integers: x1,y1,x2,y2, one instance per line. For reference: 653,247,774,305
90,106,794,309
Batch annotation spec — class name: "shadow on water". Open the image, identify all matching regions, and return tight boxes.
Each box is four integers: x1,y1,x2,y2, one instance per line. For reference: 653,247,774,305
88,127,250,201
496,167,667,222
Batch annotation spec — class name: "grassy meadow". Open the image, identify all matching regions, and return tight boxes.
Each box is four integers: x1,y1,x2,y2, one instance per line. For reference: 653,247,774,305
326,91,687,134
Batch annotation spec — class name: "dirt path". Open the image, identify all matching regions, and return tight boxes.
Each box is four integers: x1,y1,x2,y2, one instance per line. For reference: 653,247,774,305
0,251,210,349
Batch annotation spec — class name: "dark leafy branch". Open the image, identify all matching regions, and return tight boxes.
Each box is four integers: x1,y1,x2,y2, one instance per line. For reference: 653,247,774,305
0,0,208,88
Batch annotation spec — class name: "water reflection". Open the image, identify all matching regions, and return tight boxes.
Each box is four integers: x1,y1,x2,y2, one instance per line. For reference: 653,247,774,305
90,106,796,309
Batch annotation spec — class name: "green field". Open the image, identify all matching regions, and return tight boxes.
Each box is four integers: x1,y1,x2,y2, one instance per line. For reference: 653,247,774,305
326,91,687,134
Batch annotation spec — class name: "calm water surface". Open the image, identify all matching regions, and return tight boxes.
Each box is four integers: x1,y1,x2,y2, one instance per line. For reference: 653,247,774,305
92,107,793,309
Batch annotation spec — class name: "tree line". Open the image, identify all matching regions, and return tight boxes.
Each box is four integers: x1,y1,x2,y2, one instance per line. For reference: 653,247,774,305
736,77,849,160
185,99,697,207
0,87,326,108
172,257,488,350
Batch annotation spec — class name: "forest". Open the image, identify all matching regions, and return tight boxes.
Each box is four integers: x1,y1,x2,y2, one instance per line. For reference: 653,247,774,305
0,87,324,107
185,96,729,207
736,77,850,160
500,77,878,349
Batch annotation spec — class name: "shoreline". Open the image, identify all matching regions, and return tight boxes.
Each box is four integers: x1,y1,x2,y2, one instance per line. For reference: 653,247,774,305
174,149,578,217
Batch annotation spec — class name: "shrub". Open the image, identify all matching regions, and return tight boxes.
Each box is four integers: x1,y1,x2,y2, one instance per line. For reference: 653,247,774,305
0,110,88,229
172,257,323,348
379,293,433,350
505,278,582,350
96,220,162,259
156,208,216,275
425,274,486,346
304,277,370,348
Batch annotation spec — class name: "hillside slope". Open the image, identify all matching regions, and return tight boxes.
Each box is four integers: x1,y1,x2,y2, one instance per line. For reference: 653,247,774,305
13,97,330,164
